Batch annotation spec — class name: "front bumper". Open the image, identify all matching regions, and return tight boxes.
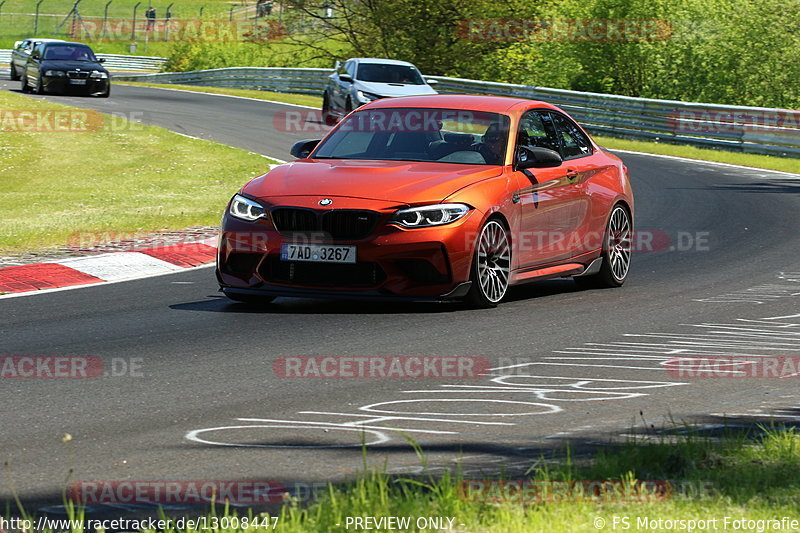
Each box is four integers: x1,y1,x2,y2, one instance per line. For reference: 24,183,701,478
42,76,109,94
216,202,483,300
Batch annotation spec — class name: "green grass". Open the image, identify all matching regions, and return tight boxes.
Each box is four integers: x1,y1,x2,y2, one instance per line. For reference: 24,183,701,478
118,81,322,107
0,89,272,251
0,0,241,20
0,0,277,52
14,423,800,532
118,83,800,175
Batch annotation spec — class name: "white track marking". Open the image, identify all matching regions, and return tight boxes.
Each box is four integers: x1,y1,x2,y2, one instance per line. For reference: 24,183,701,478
54,252,184,281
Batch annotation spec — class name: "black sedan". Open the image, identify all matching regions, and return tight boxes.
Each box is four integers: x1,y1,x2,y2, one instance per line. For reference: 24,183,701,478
21,41,110,98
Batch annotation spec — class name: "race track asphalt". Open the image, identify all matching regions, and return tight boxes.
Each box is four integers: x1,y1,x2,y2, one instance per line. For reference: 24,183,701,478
2,80,800,511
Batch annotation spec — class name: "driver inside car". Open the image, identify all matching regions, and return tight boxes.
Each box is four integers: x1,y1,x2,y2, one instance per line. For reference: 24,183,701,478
470,122,506,165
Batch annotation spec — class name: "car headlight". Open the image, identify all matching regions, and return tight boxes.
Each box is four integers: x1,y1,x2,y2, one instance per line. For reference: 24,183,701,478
229,194,267,221
391,203,471,228
90,71,108,79
44,70,66,77
356,90,381,103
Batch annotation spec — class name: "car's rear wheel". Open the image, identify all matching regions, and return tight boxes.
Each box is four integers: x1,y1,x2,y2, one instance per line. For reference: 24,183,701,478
465,219,511,308
321,92,336,125
574,204,632,289
10,64,20,81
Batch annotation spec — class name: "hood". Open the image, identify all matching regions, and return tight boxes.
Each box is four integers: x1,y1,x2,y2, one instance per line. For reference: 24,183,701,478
354,80,438,98
242,159,502,205
41,60,106,72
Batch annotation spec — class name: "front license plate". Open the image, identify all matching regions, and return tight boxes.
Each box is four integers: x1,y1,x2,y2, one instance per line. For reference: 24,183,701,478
280,243,356,264
69,79,87,85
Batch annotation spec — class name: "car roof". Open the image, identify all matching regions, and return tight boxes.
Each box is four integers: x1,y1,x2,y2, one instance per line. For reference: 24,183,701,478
363,94,559,114
40,41,92,47
349,58,418,67
32,38,66,43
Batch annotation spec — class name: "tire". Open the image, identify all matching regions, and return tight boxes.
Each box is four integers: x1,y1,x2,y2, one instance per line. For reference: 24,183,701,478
345,97,353,113
34,74,44,95
20,71,30,93
10,64,20,81
321,92,336,125
574,204,632,289
224,292,276,305
98,86,110,98
464,219,512,308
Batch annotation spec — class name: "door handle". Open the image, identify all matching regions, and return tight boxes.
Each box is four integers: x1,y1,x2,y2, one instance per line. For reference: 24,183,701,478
565,169,579,180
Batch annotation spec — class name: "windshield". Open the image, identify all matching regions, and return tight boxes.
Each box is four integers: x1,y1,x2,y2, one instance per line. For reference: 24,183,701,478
356,63,425,85
313,107,511,165
43,45,97,61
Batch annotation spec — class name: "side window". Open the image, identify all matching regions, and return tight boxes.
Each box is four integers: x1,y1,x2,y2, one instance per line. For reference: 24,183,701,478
19,40,30,51
550,112,593,159
516,110,560,154
337,61,347,76
344,61,356,78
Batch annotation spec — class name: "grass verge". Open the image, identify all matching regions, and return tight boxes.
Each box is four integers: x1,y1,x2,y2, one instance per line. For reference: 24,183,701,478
122,82,800,175
0,90,273,252
14,423,800,532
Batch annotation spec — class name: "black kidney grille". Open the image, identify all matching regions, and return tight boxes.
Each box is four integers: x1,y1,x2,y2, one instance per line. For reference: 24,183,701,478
67,71,90,79
271,208,317,233
271,208,380,240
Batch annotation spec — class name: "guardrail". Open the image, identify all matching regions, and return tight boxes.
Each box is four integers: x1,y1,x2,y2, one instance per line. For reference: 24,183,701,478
17,60,800,157
114,66,331,94
0,49,166,71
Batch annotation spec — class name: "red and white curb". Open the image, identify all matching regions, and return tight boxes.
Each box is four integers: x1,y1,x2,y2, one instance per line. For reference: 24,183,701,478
0,239,217,297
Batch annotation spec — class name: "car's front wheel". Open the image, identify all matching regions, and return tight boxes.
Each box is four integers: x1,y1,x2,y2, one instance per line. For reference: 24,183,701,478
465,219,511,308
98,86,110,98
574,204,632,289
10,64,20,81
34,74,44,95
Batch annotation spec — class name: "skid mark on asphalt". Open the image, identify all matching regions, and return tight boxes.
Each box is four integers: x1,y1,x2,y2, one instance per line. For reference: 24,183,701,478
694,271,800,303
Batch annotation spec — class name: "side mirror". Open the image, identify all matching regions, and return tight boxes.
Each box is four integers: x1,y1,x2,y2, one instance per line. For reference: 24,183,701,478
516,147,562,169
338,73,352,83
290,139,321,159
425,78,438,86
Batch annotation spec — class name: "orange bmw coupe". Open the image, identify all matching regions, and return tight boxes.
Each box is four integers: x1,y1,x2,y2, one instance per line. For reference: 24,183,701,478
216,95,633,308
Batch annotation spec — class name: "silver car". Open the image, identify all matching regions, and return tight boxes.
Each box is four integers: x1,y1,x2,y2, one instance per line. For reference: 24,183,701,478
10,38,65,81
321,58,438,124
